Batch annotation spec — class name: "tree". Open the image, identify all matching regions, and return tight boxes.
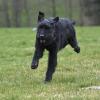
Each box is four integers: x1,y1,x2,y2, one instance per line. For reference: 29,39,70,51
79,0,84,25
2,0,11,27
84,0,100,25
51,0,56,17
24,0,31,26
68,0,73,19
13,0,22,27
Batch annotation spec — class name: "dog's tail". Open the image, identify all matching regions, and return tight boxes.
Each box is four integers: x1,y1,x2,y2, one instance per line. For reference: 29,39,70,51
71,20,76,25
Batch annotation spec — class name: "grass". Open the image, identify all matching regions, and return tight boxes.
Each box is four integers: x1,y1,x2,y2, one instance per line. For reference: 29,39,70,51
0,27,100,100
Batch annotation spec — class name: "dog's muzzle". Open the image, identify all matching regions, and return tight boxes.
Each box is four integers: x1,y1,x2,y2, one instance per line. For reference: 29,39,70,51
37,34,56,45
38,34,46,44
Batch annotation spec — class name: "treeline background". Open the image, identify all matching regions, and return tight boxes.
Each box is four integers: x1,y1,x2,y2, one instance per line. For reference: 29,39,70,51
0,0,100,27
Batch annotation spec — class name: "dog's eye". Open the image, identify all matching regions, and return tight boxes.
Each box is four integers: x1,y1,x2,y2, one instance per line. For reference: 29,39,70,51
39,26,44,29
45,26,50,29
50,22,54,26
39,25,50,30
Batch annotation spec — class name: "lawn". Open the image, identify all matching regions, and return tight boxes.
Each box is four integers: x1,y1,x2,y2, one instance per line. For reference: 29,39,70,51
0,27,100,100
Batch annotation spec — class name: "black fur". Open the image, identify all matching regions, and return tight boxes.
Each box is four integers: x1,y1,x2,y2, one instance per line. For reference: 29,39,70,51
31,12,80,82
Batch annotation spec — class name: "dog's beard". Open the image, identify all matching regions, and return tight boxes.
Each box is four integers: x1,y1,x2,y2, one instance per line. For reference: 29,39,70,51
40,39,46,44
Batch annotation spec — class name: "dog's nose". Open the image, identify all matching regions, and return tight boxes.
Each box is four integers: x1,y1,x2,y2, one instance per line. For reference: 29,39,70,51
40,34,44,37
39,34,45,39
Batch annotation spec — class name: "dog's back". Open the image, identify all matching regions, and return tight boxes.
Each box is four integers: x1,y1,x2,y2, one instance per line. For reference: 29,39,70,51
51,18,76,49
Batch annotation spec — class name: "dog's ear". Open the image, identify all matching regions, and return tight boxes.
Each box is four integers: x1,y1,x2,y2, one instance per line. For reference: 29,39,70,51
53,17,59,22
38,11,45,22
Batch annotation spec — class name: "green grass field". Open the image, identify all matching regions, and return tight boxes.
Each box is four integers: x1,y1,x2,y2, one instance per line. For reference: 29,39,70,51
0,27,100,100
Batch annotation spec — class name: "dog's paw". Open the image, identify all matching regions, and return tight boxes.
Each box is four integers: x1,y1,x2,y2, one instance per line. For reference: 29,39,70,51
44,76,52,83
31,61,38,69
74,46,80,53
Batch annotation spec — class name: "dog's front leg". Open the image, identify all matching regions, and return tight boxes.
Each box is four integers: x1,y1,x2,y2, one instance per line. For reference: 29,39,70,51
45,50,57,82
31,46,44,69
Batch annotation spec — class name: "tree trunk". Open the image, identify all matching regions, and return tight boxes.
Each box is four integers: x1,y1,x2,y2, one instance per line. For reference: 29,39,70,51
83,0,100,25
68,0,73,19
13,0,21,27
51,0,56,17
79,0,84,26
2,0,11,27
24,0,31,26
64,0,68,17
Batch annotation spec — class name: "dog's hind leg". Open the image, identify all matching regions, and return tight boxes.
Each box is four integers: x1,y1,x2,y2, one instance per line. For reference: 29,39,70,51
67,25,80,53
69,36,80,53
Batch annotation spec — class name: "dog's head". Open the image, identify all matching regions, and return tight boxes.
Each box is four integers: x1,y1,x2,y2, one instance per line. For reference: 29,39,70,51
36,11,59,45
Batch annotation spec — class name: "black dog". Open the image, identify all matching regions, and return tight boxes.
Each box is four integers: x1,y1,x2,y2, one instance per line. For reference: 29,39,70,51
31,11,80,82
